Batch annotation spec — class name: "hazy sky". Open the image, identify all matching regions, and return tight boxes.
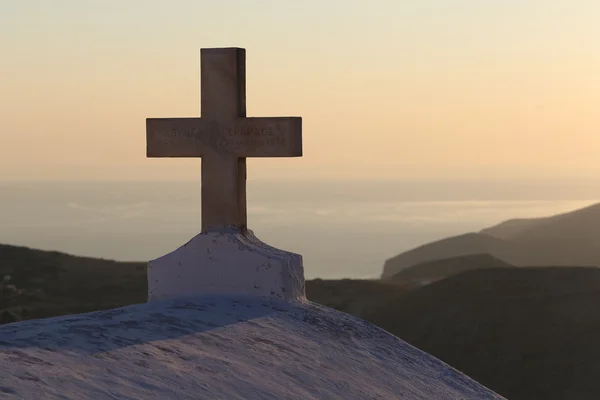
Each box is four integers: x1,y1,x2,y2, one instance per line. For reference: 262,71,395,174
1,1,599,181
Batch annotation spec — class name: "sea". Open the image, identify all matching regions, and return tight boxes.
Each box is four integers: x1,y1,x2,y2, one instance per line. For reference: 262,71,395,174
1,180,598,279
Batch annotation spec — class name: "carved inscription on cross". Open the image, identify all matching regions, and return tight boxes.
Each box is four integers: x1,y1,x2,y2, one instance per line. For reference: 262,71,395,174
146,48,302,232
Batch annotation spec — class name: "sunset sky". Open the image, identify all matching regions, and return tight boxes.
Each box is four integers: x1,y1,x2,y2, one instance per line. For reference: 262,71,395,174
1,0,599,181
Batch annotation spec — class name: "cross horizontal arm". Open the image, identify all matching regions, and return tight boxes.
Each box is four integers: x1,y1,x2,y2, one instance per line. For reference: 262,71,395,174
147,117,302,158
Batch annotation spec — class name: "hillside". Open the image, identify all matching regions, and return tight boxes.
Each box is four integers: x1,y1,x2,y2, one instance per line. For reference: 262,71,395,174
381,233,531,278
305,278,415,316
367,267,600,400
0,244,147,320
383,202,600,278
386,253,513,284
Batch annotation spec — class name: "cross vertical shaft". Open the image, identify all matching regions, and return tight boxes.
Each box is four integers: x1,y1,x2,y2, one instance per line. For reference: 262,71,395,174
200,48,247,232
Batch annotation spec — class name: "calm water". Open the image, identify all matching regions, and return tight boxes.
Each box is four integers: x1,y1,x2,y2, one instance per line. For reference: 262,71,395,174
0,180,598,279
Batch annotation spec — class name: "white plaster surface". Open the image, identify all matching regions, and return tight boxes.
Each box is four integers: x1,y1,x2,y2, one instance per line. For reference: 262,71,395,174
0,295,504,399
147,230,305,302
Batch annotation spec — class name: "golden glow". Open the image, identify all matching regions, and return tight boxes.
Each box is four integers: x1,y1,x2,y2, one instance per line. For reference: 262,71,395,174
1,1,599,181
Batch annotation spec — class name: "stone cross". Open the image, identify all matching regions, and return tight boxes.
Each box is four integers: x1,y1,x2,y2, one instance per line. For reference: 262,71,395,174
146,48,302,232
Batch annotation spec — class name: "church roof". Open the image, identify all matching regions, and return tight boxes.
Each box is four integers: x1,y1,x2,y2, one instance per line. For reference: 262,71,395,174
0,295,503,399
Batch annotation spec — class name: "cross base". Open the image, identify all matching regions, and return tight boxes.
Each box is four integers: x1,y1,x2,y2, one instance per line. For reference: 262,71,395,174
147,230,306,302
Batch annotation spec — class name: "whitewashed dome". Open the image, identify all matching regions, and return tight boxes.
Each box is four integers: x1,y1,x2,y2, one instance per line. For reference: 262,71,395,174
0,295,503,399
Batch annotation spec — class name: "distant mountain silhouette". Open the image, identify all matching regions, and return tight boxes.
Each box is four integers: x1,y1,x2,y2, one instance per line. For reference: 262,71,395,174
480,217,550,239
382,202,600,278
386,253,513,284
493,202,600,266
366,267,600,400
381,233,531,278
